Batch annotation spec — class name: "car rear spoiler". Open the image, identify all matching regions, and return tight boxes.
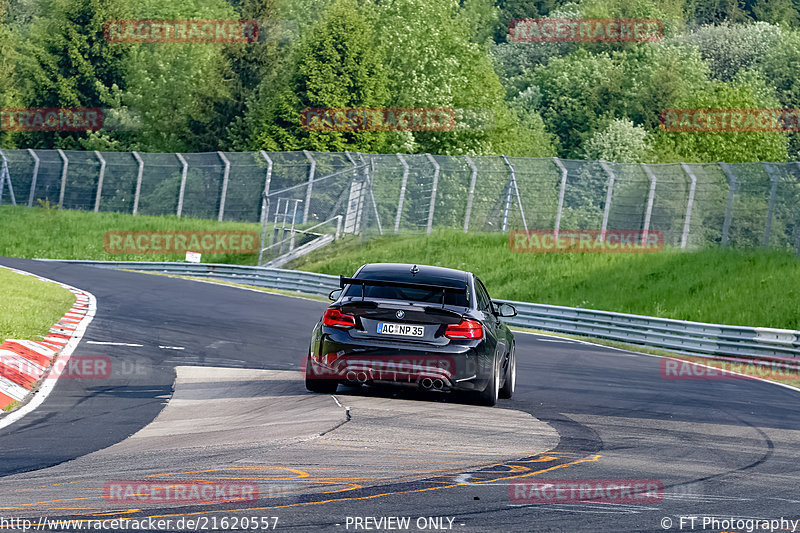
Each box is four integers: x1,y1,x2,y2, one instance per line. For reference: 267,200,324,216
339,276,467,307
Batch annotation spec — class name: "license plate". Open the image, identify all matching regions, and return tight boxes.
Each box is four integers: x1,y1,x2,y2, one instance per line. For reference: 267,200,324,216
377,322,424,337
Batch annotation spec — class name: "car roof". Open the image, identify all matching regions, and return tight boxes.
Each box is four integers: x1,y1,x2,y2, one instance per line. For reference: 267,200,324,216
355,263,471,286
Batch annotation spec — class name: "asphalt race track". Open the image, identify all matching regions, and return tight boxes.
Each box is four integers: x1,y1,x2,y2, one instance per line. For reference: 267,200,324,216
1,257,799,533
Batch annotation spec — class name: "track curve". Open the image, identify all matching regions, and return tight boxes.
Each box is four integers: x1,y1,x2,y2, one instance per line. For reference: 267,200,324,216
1,257,799,532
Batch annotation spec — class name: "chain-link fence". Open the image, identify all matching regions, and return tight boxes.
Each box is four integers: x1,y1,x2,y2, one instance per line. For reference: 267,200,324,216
1,149,799,255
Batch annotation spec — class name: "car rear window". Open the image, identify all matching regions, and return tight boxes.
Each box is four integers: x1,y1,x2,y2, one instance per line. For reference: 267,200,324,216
343,280,469,307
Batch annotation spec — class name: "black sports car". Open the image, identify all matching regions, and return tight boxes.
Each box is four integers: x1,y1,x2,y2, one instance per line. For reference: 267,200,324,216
304,263,517,406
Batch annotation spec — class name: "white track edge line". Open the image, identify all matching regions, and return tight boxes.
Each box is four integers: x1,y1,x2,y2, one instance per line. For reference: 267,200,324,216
0,266,97,430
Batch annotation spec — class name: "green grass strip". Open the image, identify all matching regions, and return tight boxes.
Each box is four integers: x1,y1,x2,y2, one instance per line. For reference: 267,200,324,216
0,267,75,345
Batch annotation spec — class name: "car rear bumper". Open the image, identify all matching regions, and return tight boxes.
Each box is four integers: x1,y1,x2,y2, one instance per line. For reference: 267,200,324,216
311,336,491,392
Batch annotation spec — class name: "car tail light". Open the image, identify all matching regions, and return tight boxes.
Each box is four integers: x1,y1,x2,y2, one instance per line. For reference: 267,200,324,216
445,319,483,340
323,308,356,328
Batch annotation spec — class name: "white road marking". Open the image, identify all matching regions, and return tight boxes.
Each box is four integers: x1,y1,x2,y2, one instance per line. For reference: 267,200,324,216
86,341,143,347
158,345,185,350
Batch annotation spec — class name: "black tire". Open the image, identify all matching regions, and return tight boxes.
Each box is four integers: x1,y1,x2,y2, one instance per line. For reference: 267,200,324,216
499,345,515,399
477,355,500,406
305,355,338,394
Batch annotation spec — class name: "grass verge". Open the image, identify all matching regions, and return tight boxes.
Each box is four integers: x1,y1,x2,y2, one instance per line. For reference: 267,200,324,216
290,230,800,330
0,267,75,345
0,205,262,264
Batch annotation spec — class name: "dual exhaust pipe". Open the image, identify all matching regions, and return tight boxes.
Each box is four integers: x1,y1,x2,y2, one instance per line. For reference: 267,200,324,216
420,377,445,391
346,371,369,383
345,371,446,391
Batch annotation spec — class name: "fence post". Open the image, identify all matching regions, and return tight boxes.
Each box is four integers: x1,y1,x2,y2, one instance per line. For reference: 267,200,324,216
425,153,439,234
258,151,273,266
463,155,477,233
640,163,658,243
796,162,800,256
132,151,144,215
27,149,40,208
599,161,615,240
395,153,409,234
362,153,382,235
0,150,17,206
763,162,779,247
0,149,14,206
0,154,4,207
259,151,273,225
57,149,68,208
502,154,527,231
302,150,315,223
680,162,698,250
720,163,736,246
553,157,567,237
217,151,230,221
93,150,106,212
176,153,188,217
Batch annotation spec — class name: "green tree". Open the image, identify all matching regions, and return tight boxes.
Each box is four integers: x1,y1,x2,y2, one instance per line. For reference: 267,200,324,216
584,118,653,162
651,72,789,162
0,0,21,148
14,0,133,148
242,0,390,153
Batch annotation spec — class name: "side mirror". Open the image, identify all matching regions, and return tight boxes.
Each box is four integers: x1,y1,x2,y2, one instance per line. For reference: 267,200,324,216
328,288,343,301
497,303,517,318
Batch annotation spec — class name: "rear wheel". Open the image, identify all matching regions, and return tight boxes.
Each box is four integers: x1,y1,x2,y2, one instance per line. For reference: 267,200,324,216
477,356,500,406
305,355,338,394
499,345,515,399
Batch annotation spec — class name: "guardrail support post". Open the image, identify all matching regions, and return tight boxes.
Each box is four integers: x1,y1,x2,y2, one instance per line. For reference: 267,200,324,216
599,161,615,240
463,155,477,233
217,151,230,221
27,149,40,208
680,162,698,250
640,163,658,242
302,150,315,223
93,150,106,212
176,153,188,217
763,162,779,247
425,153,439,234
553,157,567,237
57,149,68,208
132,151,144,215
720,163,736,246
395,153,409,234
502,154,527,231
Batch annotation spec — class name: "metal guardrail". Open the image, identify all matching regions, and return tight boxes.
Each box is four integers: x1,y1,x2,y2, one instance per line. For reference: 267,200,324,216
46,260,800,362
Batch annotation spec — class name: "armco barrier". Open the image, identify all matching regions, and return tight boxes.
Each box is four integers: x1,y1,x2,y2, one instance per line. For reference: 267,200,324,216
46,260,800,362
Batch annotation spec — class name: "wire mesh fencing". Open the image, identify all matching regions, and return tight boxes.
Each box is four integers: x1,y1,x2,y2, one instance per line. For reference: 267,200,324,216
1,148,799,254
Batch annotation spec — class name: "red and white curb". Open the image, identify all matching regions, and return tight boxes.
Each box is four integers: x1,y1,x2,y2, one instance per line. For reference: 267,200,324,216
0,266,96,429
